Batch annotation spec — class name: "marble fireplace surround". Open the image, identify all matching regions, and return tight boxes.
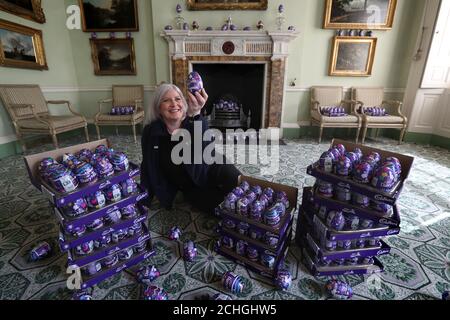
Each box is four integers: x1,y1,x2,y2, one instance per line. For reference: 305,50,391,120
161,30,298,129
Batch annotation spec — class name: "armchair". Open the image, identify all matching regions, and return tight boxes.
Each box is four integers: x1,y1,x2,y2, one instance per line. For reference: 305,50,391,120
95,85,145,143
310,86,362,143
0,84,89,151
351,87,408,144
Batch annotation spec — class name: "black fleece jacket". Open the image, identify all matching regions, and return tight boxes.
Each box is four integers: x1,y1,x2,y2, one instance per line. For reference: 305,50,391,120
140,115,212,209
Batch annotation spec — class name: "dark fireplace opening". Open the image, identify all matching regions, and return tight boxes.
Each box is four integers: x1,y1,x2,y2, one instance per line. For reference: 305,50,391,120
193,63,265,130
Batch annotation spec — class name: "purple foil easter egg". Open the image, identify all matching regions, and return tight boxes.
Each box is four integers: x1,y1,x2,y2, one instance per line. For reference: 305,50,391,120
182,22,189,30
335,144,346,155
95,145,108,156
65,198,88,217
287,25,296,31
243,26,251,31
326,280,353,300
353,162,373,184
30,242,52,261
168,226,182,241
77,149,93,163
369,152,381,163
275,270,292,290
245,191,257,204
232,187,245,198
143,286,169,301
86,190,106,210
176,4,182,13
326,211,345,231
187,71,203,94
105,184,122,202
336,155,352,176
371,165,397,191
137,265,160,285
121,204,139,219
94,157,114,179
250,185,262,196
274,191,289,208
120,178,138,197
110,152,129,172
38,158,57,181
62,153,78,170
183,240,197,262
224,192,238,212
74,161,98,184
353,148,363,161
345,152,358,165
278,4,284,13
239,181,250,192
164,25,173,30
319,151,335,173
236,197,250,216
443,291,450,300
250,200,264,222
329,148,341,162
49,166,78,193
383,157,401,175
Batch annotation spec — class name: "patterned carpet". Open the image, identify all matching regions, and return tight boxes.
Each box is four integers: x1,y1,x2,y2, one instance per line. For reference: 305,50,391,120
0,133,449,300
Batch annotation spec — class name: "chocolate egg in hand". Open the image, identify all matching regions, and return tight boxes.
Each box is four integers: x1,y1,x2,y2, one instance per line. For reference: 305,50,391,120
187,71,203,95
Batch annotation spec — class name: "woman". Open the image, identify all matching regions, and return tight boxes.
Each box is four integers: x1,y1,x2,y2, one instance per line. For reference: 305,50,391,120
140,83,241,213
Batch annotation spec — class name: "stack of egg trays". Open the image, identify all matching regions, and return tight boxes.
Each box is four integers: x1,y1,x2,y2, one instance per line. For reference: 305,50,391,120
215,204,294,279
298,209,385,276
54,186,148,235
42,161,155,289
75,241,155,290
40,162,141,208
297,188,396,276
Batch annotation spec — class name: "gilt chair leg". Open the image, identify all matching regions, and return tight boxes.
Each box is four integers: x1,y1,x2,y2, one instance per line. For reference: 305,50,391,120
399,128,406,145
84,126,90,142
361,126,368,144
355,127,361,143
52,133,59,149
319,126,324,144
95,125,101,140
132,124,137,144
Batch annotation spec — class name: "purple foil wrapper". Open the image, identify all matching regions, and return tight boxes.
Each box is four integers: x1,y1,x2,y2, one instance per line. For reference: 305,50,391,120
30,242,51,261
275,270,292,290
187,71,203,94
137,265,160,284
143,286,169,300
326,280,353,300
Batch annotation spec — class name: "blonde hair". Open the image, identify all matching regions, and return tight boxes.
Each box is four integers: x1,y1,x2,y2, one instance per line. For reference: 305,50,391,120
145,83,188,125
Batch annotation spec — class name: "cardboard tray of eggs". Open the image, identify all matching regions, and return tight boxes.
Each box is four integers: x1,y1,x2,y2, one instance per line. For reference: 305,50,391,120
23,139,141,208
306,139,414,205
58,203,149,252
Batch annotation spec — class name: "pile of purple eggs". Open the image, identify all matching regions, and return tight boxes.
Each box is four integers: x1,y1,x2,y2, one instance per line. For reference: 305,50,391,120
320,106,347,117
320,208,385,232
317,144,402,192
38,145,131,194
66,203,140,238
222,181,290,227
62,179,138,219
110,106,135,115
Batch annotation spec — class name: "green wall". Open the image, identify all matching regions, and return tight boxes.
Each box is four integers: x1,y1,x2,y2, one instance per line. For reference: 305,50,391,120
0,0,431,157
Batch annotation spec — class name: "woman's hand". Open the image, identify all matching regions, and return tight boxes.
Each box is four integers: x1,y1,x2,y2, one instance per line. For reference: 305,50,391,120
187,89,208,117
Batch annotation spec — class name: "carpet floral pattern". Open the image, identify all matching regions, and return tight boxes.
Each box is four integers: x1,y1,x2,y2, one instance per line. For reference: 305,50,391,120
0,133,449,300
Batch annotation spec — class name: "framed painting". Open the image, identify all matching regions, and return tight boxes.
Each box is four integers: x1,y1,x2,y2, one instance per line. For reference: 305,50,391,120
90,38,136,75
79,0,139,32
0,0,45,23
0,18,48,70
323,0,397,30
187,0,267,11
329,36,377,77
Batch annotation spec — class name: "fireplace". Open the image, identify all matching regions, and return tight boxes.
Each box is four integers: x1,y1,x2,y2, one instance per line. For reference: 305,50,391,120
193,63,265,130
161,30,298,130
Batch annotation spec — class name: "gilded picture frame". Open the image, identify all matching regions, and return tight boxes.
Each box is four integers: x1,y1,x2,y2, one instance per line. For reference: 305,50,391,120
79,0,139,32
90,38,136,76
187,0,267,11
0,18,48,70
329,36,377,77
323,0,397,30
0,0,45,24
